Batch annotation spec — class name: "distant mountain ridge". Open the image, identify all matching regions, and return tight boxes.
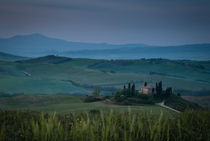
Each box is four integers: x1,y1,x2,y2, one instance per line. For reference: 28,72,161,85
0,34,210,60
0,34,147,57
61,43,210,60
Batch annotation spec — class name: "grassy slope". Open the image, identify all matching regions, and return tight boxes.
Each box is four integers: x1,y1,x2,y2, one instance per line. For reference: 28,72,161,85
0,94,175,115
0,52,27,61
0,110,209,141
183,96,210,108
88,59,210,83
164,95,202,112
0,57,210,96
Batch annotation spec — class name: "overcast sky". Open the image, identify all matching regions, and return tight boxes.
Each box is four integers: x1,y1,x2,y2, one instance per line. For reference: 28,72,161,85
0,0,210,45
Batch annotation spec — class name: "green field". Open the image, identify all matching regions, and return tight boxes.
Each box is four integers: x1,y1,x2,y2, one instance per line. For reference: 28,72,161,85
183,96,210,107
1,56,210,107
0,109,209,141
0,94,175,115
0,56,210,96
0,56,210,141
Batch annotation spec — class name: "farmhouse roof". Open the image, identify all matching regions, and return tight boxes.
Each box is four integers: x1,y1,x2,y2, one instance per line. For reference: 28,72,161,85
142,85,155,89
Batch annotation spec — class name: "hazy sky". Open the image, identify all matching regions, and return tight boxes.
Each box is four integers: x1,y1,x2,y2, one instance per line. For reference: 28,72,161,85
0,0,210,45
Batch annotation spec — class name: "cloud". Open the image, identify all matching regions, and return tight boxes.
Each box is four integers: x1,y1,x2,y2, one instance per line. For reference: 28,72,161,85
0,0,210,45
30,2,109,12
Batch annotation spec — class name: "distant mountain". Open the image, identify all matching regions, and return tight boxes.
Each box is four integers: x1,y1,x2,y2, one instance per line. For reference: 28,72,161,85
0,34,210,60
0,52,27,61
61,44,210,60
0,34,147,57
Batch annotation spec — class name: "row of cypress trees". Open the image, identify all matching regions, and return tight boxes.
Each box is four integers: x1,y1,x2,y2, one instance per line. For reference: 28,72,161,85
154,81,172,99
123,83,137,97
117,81,172,99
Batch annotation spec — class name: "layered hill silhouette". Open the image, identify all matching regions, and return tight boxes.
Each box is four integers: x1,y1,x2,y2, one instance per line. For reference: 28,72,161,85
0,34,210,60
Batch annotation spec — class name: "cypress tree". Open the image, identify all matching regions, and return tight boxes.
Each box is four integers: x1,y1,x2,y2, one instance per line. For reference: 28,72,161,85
165,87,172,98
128,83,131,96
92,88,100,96
128,83,131,89
144,82,147,87
152,88,155,94
123,85,126,96
155,82,159,97
159,81,162,96
131,84,136,96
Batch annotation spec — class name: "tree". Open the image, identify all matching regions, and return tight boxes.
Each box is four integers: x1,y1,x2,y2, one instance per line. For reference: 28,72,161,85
92,88,100,96
155,81,163,98
128,83,131,89
152,88,155,94
165,87,172,98
144,82,147,87
131,84,136,96
128,83,131,96
159,81,162,95
155,82,159,97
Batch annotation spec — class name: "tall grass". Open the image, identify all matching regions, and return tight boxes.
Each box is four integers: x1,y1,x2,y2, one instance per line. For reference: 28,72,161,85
0,109,209,141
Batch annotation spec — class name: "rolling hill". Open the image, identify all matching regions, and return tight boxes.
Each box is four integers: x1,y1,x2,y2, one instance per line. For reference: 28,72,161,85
61,44,210,60
0,94,175,114
17,55,72,64
0,34,144,57
0,55,210,97
0,34,210,60
0,52,28,61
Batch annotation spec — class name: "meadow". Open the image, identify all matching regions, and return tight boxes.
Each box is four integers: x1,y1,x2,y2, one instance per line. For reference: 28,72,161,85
0,56,210,141
0,94,174,115
1,56,210,107
0,56,210,96
0,109,209,141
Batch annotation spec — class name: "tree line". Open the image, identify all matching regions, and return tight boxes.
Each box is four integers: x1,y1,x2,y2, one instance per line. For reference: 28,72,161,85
114,81,173,101
154,81,172,99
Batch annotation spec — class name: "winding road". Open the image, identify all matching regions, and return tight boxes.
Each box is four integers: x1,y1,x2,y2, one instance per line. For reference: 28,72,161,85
157,101,181,113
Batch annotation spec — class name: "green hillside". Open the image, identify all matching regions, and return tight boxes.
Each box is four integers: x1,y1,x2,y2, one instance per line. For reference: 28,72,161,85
0,94,174,114
164,94,202,112
0,52,27,61
0,56,210,98
17,55,72,64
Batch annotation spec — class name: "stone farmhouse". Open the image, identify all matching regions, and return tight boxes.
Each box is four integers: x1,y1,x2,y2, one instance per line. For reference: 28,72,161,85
139,85,156,94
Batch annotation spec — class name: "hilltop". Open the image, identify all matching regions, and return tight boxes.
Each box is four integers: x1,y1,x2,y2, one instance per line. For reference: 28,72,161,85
17,55,72,64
